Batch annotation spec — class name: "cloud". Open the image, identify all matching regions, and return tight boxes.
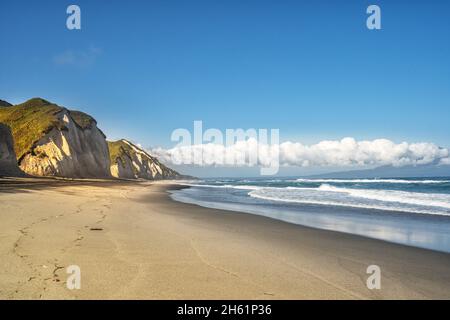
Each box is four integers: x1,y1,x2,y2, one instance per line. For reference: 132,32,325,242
150,137,450,168
53,46,102,67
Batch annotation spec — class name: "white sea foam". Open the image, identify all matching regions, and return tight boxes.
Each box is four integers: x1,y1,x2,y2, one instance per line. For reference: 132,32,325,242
177,182,262,191
296,178,449,184
176,179,450,216
248,184,450,216
316,184,450,209
223,185,262,190
170,181,450,253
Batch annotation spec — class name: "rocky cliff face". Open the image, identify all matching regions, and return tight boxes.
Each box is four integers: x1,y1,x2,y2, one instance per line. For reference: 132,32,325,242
20,110,111,178
1,98,183,180
108,139,181,180
0,98,111,178
0,123,24,177
0,100,12,107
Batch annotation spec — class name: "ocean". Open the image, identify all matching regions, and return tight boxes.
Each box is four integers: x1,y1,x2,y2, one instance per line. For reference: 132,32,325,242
169,177,450,253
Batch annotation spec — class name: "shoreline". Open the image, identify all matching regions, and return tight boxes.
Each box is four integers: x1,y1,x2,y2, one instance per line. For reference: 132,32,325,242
167,184,450,255
169,183,450,254
1,180,450,299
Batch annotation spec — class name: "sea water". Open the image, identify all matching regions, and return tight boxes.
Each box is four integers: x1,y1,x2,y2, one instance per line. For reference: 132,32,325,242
170,177,450,253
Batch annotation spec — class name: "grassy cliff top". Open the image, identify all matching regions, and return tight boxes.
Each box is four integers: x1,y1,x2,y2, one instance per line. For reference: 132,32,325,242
0,98,98,160
68,110,97,129
108,139,180,177
108,139,158,162
108,140,128,165
108,140,141,176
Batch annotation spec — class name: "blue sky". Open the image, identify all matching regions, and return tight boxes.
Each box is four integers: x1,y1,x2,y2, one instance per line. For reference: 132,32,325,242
1,0,449,155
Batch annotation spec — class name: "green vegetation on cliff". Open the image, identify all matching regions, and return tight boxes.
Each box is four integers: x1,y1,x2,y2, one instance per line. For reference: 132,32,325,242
0,98,98,160
108,140,130,170
68,110,97,130
108,139,180,179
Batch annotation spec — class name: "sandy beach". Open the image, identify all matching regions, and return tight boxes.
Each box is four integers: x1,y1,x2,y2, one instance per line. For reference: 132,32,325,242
1,179,450,299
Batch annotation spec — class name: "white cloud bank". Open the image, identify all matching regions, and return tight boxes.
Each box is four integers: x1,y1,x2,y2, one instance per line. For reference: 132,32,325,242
150,137,450,168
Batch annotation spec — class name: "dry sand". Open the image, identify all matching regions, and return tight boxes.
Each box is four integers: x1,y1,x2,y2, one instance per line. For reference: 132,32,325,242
0,179,450,299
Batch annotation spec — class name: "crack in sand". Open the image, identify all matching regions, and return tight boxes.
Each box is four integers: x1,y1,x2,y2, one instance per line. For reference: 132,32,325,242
278,255,365,299
245,244,365,299
8,196,104,298
189,239,239,278
52,263,64,283
188,239,277,298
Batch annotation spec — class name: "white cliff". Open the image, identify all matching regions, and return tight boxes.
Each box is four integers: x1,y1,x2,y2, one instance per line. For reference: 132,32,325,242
109,139,181,180
0,98,112,179
0,123,24,177
19,110,111,178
